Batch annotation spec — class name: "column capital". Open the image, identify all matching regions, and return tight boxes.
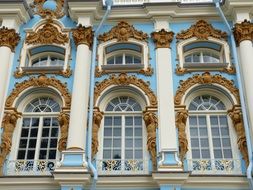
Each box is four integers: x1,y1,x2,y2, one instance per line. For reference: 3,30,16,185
151,29,174,48
72,24,94,48
233,20,253,46
0,26,20,52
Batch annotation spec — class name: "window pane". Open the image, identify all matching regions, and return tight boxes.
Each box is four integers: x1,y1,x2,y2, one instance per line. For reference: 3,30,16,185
213,138,221,147
191,138,199,147
40,139,48,148
190,128,198,136
125,150,133,159
28,139,37,148
134,117,142,126
135,139,142,147
114,117,121,126
200,138,209,147
113,139,121,148
104,128,112,136
222,138,231,147
125,117,133,126
32,118,39,126
201,149,210,159
135,128,142,137
223,149,232,159
42,128,50,137
113,128,121,136
21,129,29,137
104,139,112,147
19,139,27,148
43,118,51,126
125,138,133,148
103,150,111,159
125,55,133,64
211,128,220,136
50,139,57,148
189,117,197,125
30,128,38,137
17,150,26,159
125,128,133,136
51,128,59,137
39,150,47,159
49,150,56,159
113,150,121,159
23,118,30,127
115,55,123,64
104,117,112,126
192,150,200,159
27,150,35,159
199,128,208,136
135,150,143,159
134,57,141,64
214,149,222,158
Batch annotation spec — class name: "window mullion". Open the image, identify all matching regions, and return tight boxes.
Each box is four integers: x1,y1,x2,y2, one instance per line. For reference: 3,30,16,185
206,115,215,170
34,116,43,161
122,116,125,161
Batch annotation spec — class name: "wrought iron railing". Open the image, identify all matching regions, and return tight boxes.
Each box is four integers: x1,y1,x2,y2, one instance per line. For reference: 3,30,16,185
103,0,214,6
187,159,242,174
96,159,149,175
5,160,56,175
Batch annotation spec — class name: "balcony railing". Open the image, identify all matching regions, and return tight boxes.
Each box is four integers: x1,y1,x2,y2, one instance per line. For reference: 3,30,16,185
103,0,214,6
5,160,56,176
96,159,149,175
188,159,242,175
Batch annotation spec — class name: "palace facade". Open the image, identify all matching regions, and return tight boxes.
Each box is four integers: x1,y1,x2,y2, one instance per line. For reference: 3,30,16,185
0,0,253,190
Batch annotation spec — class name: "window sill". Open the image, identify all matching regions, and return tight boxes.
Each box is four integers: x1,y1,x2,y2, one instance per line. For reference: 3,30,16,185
95,65,153,77
13,66,72,78
176,63,235,75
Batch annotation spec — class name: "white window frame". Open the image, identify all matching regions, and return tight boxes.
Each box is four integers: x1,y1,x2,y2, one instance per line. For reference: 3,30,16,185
97,39,149,72
185,93,242,175
29,52,65,67
97,94,149,175
177,37,231,71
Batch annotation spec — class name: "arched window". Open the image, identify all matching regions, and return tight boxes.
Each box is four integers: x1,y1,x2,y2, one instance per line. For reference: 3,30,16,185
100,96,146,174
187,95,240,174
15,97,60,174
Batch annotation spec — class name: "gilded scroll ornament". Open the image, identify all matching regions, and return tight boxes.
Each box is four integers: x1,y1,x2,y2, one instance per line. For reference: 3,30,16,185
151,29,174,48
0,27,20,52
58,112,70,152
94,73,157,107
92,110,103,158
30,0,65,19
228,106,249,166
98,21,148,42
233,20,253,46
5,75,71,109
72,25,94,48
0,110,21,175
174,72,240,105
25,20,68,45
143,111,158,170
176,20,227,40
138,66,154,76
175,109,188,162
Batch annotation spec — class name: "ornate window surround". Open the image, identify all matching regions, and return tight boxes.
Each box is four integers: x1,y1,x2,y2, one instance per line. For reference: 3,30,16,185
175,72,249,172
0,75,71,175
176,20,235,75
96,21,152,77
14,19,72,78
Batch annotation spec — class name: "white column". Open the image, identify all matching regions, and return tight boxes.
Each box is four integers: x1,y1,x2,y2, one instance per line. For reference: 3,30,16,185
67,44,91,150
152,19,182,171
0,18,20,124
233,16,253,141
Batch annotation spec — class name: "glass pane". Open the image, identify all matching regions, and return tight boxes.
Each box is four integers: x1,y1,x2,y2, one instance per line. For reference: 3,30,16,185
135,128,142,136
23,118,30,127
113,128,121,136
135,150,143,159
43,118,51,126
115,55,123,64
17,150,26,159
223,149,232,159
27,150,35,159
125,128,133,136
199,117,206,126
200,138,209,147
125,117,133,126
113,150,121,159
42,128,50,137
222,138,231,147
135,139,142,147
214,149,222,159
210,116,218,126
104,117,112,126
104,128,112,136
213,138,221,147
211,128,220,136
191,138,199,147
113,139,121,148
199,128,208,136
201,149,210,159
192,150,200,159
220,116,228,126
193,53,201,62
21,129,29,137
32,118,39,126
104,139,112,147
52,118,59,126
30,128,38,137
50,139,57,148
107,57,114,65
114,117,121,126
51,128,59,137
134,57,141,64
40,139,48,148
39,150,47,159
103,150,111,159
190,128,198,136
28,139,37,148
125,150,133,159
125,138,133,148
125,55,133,64
221,128,229,136
189,117,197,125
49,150,56,159
19,139,27,148
134,117,142,126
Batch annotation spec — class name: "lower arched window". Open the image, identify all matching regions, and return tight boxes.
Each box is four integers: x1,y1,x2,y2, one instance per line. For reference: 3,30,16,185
187,95,240,174
14,97,60,175
100,96,146,174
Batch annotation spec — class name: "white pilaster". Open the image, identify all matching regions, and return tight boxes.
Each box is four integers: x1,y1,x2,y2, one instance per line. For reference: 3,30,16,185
0,18,20,124
67,44,91,150
153,19,182,171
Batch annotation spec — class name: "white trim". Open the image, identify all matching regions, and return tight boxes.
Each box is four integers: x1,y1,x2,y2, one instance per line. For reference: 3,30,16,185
177,37,231,71
97,39,149,72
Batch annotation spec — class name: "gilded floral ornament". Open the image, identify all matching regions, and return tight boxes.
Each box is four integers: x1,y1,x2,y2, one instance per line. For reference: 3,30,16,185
143,111,158,170
151,29,174,48
176,20,227,40
5,75,71,109
98,21,148,42
26,20,69,45
30,0,65,19
138,66,154,76
228,106,249,166
94,73,157,107
175,109,188,162
58,112,70,152
174,72,240,105
0,110,21,175
233,20,253,46
72,24,94,48
92,109,103,158
0,26,20,52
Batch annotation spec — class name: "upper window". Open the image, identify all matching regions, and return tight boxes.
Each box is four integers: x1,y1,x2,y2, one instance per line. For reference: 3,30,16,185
9,97,60,175
98,96,148,175
187,95,241,174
